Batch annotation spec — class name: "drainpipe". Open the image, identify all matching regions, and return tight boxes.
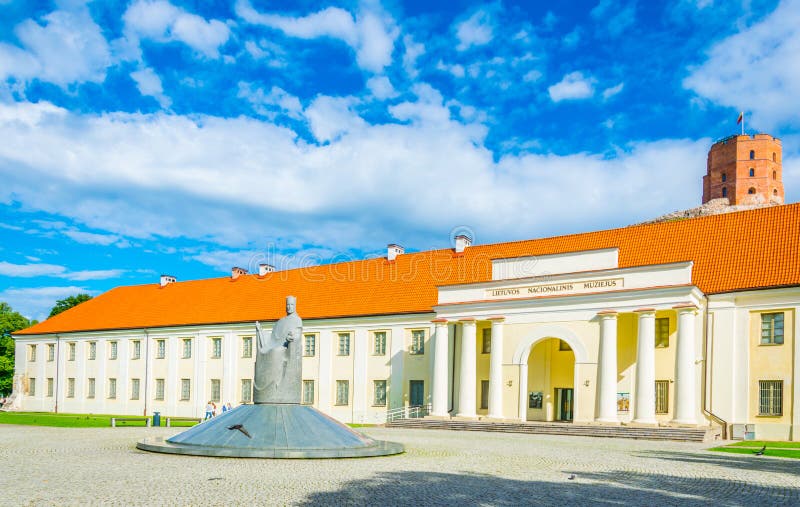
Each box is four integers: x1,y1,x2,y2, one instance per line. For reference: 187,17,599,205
449,323,458,414
54,335,60,413
143,329,150,417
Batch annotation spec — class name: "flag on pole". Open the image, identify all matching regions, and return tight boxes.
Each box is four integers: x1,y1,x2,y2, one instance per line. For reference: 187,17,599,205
737,111,744,124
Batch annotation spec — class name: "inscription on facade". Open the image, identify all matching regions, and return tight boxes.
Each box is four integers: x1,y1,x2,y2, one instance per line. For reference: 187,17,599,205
485,278,624,299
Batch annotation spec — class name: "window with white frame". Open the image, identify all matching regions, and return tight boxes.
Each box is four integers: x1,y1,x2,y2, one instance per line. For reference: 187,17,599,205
210,379,221,402
47,378,53,397
211,337,222,358
88,341,96,360
109,341,118,360
29,378,36,396
241,379,252,403
242,336,253,358
108,378,117,399
410,329,425,355
67,378,75,398
47,343,55,361
155,379,165,400
180,379,191,401
335,380,349,405
337,333,351,356
481,328,491,354
87,378,95,398
156,339,166,359
761,313,784,345
373,380,387,406
759,380,783,416
373,331,387,356
303,334,316,357
132,340,141,360
131,379,140,400
655,318,669,348
29,344,36,362
182,338,192,359
302,380,314,404
68,342,76,361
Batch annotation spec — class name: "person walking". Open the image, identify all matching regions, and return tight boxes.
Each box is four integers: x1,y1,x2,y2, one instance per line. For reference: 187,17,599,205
204,401,213,420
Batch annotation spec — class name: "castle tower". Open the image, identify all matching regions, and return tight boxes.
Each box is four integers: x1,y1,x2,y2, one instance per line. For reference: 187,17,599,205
702,134,784,205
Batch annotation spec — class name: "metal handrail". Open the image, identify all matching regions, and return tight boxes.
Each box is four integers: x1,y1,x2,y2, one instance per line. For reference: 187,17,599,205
352,403,431,425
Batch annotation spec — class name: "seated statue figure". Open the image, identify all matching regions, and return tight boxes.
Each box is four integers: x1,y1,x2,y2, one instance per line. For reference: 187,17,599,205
253,296,303,404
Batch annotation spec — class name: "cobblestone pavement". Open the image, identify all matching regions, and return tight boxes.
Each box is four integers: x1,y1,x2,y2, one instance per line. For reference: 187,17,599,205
1,424,798,506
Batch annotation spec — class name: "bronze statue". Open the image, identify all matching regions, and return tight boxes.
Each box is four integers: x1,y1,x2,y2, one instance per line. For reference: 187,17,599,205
253,295,302,404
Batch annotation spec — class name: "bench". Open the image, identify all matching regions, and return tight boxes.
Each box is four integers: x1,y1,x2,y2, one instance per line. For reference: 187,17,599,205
165,417,202,427
111,417,151,427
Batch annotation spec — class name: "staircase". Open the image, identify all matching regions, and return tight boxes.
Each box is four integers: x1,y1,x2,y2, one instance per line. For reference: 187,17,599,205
386,418,720,442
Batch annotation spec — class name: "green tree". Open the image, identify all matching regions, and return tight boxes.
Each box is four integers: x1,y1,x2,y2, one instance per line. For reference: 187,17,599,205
48,294,92,318
0,302,36,396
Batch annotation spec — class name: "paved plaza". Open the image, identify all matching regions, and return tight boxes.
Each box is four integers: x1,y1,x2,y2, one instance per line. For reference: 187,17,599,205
1,424,798,506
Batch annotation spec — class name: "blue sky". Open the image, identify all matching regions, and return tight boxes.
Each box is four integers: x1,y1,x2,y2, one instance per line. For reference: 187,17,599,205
1,0,799,320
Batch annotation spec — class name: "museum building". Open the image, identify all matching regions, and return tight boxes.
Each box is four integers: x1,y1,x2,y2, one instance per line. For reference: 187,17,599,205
9,134,800,440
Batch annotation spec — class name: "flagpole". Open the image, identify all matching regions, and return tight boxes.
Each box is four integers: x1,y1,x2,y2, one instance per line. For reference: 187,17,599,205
742,112,744,135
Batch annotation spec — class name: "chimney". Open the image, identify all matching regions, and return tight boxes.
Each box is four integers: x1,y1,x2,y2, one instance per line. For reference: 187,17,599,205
160,274,176,287
231,266,248,280
454,234,472,254
387,244,404,262
258,263,275,276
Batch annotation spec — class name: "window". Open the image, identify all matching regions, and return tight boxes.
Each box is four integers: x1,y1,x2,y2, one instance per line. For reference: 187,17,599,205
155,379,165,400
373,380,387,406
655,318,669,348
750,149,755,159
88,341,96,360
759,380,783,416
749,168,755,177
761,313,784,345
722,187,728,198
87,378,95,399
47,378,54,397
131,379,140,400
559,340,571,351
29,345,37,362
68,342,76,361
481,328,491,354
337,333,351,356
156,339,166,359
180,379,191,401
748,187,756,194
210,379,221,402
335,380,349,405
373,331,386,356
241,379,252,403
108,378,117,399
410,329,425,355
47,344,55,361
304,334,316,357
773,170,777,180
774,189,778,196
655,380,669,414
29,378,36,396
480,380,489,409
773,152,777,162
182,338,192,359
109,341,118,360
721,173,727,182
211,337,222,359
132,340,141,360
242,336,253,358
67,378,75,398
302,380,315,404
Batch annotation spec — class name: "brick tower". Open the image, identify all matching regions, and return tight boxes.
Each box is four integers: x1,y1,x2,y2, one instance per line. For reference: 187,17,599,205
702,134,784,205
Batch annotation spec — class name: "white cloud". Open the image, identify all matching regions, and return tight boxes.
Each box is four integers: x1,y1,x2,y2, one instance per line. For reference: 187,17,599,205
29,220,131,248
683,0,800,130
591,0,636,38
548,71,596,102
562,28,581,49
0,6,111,86
366,76,397,99
436,61,466,78
523,69,543,83
304,96,366,142
131,67,172,108
0,286,93,321
0,261,125,281
602,82,625,100
243,39,287,68
122,0,230,59
402,35,425,78
237,82,303,120
235,0,397,73
455,8,495,51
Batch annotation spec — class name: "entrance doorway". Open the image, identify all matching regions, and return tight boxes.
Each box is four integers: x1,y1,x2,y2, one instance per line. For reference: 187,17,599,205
409,380,424,406
555,388,574,421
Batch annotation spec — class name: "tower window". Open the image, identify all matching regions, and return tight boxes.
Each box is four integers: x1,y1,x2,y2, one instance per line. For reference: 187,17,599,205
721,173,726,182
773,170,777,180
748,187,756,194
773,152,777,162
722,187,728,198
774,189,778,196
750,150,755,160
749,168,755,177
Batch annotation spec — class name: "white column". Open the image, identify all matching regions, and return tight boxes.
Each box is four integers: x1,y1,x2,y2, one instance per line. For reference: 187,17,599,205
96,338,107,404
633,309,657,424
596,310,619,423
431,319,449,417
76,341,86,413
487,317,505,419
353,328,368,420
166,336,178,416
457,318,477,418
318,330,333,414
673,304,698,425
119,338,129,415
222,331,236,405
194,334,206,418
55,338,66,412
518,363,528,421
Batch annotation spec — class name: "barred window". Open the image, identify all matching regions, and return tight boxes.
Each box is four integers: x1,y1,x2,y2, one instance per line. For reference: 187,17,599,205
481,328,491,354
48,344,55,361
211,338,222,359
655,380,669,414
47,378,54,397
29,345,37,362
131,379,140,400
655,318,669,348
338,333,351,356
87,378,95,399
373,380,387,406
132,340,141,360
335,380,349,405
761,313,784,345
88,342,96,360
67,378,75,398
108,378,117,399
304,334,316,357
242,337,253,358
759,380,783,416
182,339,192,359
210,379,221,402
241,379,252,403
155,379,165,400
302,380,315,405
373,331,386,356
410,330,425,355
109,341,118,360
29,378,36,396
156,339,166,359
68,342,76,361
180,379,190,401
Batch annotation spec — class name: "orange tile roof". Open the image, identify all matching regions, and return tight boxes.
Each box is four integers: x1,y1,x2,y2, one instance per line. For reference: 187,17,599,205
16,203,800,336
